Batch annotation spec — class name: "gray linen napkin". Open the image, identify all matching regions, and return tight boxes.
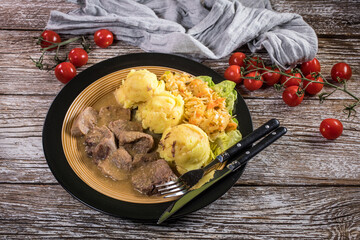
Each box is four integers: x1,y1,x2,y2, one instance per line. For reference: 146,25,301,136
46,0,318,68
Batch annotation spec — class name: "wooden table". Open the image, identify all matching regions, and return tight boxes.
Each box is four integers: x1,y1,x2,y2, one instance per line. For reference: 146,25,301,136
1,1,359,238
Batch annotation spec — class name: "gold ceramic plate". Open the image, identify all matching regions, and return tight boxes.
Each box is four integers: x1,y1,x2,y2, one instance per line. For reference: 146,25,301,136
62,66,186,204
44,53,252,220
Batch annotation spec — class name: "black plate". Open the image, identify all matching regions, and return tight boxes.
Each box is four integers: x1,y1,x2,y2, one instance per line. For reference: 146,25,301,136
43,53,253,221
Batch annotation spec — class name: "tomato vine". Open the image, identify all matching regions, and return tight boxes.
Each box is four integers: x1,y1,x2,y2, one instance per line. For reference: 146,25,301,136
30,36,90,70
235,56,359,117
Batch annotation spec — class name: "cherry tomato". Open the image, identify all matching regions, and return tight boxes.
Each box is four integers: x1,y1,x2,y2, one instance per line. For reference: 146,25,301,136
320,118,343,140
243,71,263,91
300,58,321,76
55,62,77,84
331,62,352,82
229,52,246,68
246,56,263,71
280,69,302,88
224,65,242,84
94,29,114,48
303,74,324,95
68,48,88,67
40,30,61,51
282,86,304,107
262,66,281,86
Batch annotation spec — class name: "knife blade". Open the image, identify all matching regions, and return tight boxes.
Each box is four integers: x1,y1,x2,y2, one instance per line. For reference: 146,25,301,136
157,126,287,224
157,166,232,224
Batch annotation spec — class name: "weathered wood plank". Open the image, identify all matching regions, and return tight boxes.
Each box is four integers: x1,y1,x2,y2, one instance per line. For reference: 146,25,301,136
1,94,359,185
0,0,76,30
1,1,359,239
0,0,359,37
0,30,359,100
271,0,360,37
0,184,359,239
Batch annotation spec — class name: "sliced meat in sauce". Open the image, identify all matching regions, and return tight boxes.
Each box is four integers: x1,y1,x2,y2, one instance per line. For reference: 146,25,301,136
74,104,178,196
98,105,131,126
108,119,143,134
123,137,153,155
109,146,133,172
97,157,128,181
71,107,98,136
115,131,154,154
132,151,159,167
131,159,177,195
84,126,117,164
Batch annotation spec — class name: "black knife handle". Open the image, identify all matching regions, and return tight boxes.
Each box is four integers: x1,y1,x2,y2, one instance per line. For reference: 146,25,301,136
202,119,280,173
227,126,287,172
216,118,280,163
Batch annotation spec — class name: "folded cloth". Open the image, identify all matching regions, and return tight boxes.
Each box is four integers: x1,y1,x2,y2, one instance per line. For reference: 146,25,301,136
46,0,318,68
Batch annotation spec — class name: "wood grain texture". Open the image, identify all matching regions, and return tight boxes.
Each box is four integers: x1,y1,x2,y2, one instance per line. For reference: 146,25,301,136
0,0,359,37
271,0,360,37
0,184,359,239
1,0,360,238
0,0,76,30
0,30,359,100
1,95,359,185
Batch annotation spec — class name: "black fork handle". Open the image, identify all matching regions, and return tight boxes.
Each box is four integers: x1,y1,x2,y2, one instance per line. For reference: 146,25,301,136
227,126,287,172
203,119,280,172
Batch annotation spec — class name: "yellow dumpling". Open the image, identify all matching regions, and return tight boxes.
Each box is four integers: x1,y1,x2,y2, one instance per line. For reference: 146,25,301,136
114,69,165,108
158,124,211,174
136,91,184,134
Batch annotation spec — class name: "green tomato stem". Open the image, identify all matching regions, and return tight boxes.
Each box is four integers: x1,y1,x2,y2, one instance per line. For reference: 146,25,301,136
242,57,359,117
41,37,81,51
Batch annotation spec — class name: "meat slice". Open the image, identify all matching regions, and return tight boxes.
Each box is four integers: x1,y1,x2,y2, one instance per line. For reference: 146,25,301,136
132,151,159,167
123,132,154,154
109,146,133,172
131,159,177,195
108,119,143,135
109,119,152,154
113,131,154,155
97,157,128,181
98,105,131,126
71,107,98,136
84,126,117,163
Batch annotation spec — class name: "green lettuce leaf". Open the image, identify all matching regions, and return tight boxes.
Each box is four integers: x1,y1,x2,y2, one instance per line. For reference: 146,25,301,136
211,80,237,115
210,130,242,156
197,76,237,115
232,117,238,125
196,76,215,87
197,76,241,157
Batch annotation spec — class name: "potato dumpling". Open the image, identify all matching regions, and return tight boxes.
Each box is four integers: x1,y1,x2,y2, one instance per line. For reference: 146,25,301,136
158,124,211,175
114,69,165,108
136,91,184,134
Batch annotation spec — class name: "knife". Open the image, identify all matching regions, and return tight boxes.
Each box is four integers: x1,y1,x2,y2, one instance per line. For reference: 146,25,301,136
157,126,287,224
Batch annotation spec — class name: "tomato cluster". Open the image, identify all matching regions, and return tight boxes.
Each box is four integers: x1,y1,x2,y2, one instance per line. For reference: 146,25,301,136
223,52,352,140
39,29,114,84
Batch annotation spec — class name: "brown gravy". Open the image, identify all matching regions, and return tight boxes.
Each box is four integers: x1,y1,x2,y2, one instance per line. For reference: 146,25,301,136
76,92,165,201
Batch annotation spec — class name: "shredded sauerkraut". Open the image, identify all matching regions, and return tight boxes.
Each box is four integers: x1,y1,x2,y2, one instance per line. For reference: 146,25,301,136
160,71,237,140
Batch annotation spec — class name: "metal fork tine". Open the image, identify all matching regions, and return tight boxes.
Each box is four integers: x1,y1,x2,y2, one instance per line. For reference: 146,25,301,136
159,185,186,195
155,179,179,188
163,189,188,198
158,182,183,192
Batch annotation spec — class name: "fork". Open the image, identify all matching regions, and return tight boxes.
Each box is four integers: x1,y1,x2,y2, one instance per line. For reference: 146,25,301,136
156,118,281,198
